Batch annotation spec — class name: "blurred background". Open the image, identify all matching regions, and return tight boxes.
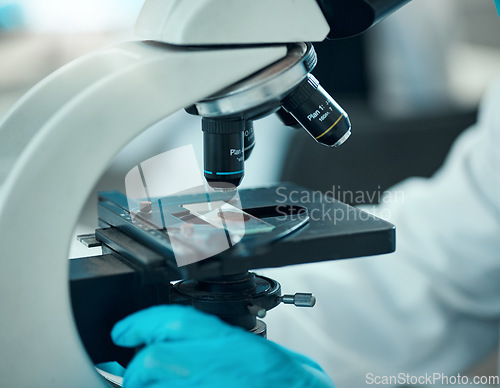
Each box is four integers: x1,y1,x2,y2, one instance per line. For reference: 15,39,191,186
0,0,499,253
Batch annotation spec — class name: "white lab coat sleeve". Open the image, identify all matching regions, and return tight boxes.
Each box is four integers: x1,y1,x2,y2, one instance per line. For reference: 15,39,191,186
261,76,500,388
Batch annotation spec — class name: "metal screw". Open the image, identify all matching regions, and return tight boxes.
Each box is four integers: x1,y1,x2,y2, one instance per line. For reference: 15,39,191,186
278,293,316,307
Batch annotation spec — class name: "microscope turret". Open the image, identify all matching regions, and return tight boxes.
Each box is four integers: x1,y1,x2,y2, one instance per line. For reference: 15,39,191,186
187,43,351,190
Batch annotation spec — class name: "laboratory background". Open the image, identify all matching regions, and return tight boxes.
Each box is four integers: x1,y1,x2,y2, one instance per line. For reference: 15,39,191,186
1,0,500,386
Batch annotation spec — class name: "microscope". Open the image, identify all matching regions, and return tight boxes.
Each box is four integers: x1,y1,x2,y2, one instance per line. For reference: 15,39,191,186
0,1,410,386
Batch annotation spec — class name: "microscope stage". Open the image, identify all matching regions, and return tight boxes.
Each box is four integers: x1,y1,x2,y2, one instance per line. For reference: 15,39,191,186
96,183,395,280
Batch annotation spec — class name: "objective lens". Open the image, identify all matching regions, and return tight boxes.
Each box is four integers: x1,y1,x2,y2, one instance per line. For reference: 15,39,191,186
276,108,301,129
282,74,351,147
244,121,255,161
202,117,245,190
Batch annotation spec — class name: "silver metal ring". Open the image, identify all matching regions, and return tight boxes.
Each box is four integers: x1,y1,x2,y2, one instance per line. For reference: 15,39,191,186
333,130,351,147
192,43,317,118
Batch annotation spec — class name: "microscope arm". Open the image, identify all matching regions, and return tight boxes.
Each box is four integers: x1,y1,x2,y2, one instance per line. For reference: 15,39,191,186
134,0,411,44
0,41,286,387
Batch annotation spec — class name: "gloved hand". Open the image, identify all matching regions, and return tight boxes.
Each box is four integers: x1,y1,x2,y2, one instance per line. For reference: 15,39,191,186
112,305,335,388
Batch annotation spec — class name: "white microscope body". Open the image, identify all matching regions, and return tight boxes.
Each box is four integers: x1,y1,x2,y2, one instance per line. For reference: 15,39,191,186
0,1,329,386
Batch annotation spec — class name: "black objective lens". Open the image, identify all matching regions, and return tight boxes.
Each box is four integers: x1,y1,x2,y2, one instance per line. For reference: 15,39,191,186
202,117,245,190
282,74,351,147
244,121,255,161
276,108,301,129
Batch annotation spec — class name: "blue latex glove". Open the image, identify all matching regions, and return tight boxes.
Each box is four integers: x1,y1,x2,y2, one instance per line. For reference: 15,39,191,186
496,0,500,16
112,305,335,388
